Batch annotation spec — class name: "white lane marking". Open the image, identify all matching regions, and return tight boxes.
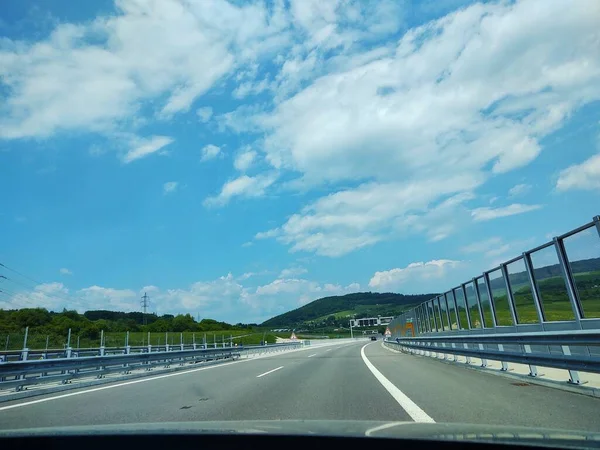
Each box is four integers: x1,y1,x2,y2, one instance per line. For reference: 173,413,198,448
325,349,332,352
256,366,284,378
308,353,318,358
360,343,435,423
0,342,351,412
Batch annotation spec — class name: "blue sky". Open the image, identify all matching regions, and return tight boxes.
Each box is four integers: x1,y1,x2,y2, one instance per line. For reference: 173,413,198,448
1,0,599,324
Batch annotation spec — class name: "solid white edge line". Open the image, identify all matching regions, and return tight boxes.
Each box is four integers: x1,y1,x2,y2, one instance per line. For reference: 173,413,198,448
0,341,352,412
360,343,435,423
256,366,284,378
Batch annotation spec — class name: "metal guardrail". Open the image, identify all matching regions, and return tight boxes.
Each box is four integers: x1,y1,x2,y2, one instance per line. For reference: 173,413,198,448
385,330,600,383
0,342,302,392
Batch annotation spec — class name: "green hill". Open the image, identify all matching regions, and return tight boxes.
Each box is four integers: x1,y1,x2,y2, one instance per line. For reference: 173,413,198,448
261,292,437,328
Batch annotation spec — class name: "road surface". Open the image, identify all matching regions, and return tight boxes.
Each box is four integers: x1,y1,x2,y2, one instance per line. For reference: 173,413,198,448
0,340,598,431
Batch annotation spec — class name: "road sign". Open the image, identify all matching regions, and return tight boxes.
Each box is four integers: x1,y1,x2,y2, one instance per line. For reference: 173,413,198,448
384,327,392,337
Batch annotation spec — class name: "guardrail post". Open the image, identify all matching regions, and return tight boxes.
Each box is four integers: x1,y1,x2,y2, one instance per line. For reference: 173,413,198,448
99,330,105,356
147,332,152,353
203,333,207,349
523,344,539,377
20,327,29,362
96,330,106,378
125,331,131,355
66,328,72,359
478,343,487,367
165,332,169,352
498,344,509,371
561,345,582,384
193,333,196,350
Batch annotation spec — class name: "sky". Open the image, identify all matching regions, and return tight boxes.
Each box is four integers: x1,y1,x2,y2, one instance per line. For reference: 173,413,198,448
1,0,599,324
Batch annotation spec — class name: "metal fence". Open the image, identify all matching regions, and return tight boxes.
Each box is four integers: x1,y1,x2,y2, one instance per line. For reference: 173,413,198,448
0,342,302,392
388,215,600,338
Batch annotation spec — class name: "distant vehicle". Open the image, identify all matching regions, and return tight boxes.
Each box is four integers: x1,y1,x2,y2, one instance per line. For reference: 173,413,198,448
370,336,377,341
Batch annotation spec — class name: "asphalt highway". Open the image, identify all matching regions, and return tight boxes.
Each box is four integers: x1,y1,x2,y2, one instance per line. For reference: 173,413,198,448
0,340,598,432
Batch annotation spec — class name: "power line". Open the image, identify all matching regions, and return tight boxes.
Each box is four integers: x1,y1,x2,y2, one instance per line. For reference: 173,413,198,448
0,263,44,286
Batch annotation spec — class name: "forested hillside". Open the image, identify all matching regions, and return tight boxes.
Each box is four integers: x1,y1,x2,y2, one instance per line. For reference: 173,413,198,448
262,292,437,327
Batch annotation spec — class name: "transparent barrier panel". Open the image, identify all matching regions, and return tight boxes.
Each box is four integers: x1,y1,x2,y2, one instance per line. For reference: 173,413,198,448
433,298,443,331
488,269,512,326
453,287,469,329
531,245,574,321
562,227,600,319
445,292,458,330
427,301,437,331
439,297,450,330
476,277,494,327
465,281,482,328
507,258,538,324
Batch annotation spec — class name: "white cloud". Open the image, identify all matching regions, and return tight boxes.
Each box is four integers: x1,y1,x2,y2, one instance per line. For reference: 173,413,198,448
196,107,213,123
278,267,308,278
200,144,222,162
556,153,600,191
248,0,600,256
163,181,178,195
508,183,532,197
0,272,361,324
204,172,278,207
245,277,360,315
257,174,481,257
461,237,504,255
234,148,257,172
77,286,139,311
122,136,174,164
471,203,542,222
368,260,463,291
59,268,73,276
0,2,241,141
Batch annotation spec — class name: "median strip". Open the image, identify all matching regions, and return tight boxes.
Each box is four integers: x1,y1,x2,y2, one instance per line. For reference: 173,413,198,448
256,366,284,378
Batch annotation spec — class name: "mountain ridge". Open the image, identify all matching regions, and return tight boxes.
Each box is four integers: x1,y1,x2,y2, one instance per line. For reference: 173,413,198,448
261,291,437,328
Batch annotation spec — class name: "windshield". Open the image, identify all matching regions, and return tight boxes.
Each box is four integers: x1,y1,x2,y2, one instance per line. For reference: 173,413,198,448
1,0,600,445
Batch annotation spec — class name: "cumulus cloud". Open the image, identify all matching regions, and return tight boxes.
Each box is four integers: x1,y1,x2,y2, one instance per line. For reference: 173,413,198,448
204,173,278,207
59,268,73,276
196,107,214,123
508,183,532,197
0,273,361,324
234,148,257,172
471,204,542,222
248,0,600,256
122,136,174,164
368,260,463,291
200,144,222,162
257,174,481,256
556,153,600,191
278,267,308,278
163,181,178,194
